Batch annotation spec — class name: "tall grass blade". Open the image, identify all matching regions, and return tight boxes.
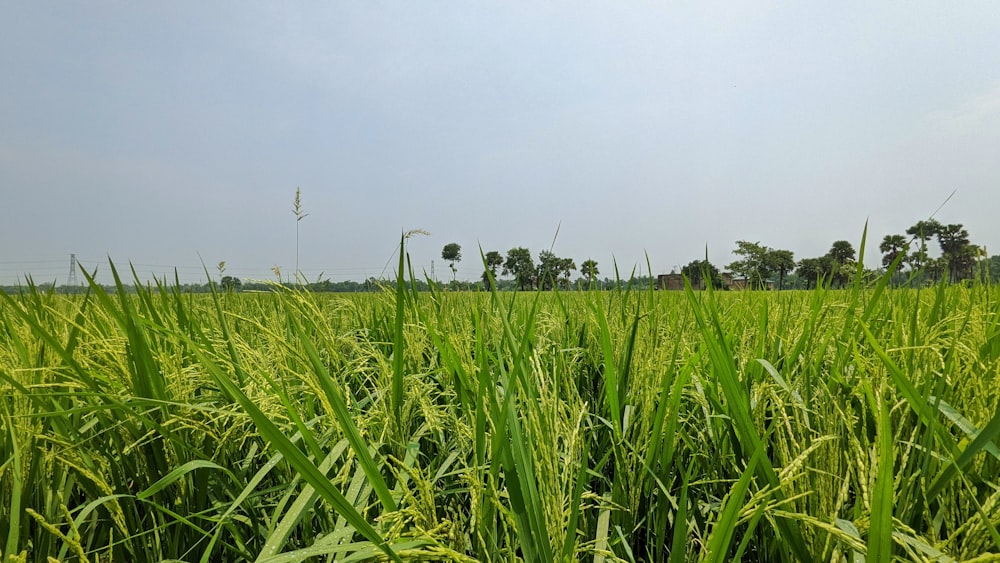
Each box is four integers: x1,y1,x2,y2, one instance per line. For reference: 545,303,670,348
392,232,406,443
859,321,961,499
192,345,399,561
927,402,1000,499
703,450,761,563
684,276,811,561
668,461,694,563
2,409,23,563
864,383,895,561
282,306,397,512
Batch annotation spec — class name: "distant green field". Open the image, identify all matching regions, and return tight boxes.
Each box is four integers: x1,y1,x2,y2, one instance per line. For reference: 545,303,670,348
1,267,999,561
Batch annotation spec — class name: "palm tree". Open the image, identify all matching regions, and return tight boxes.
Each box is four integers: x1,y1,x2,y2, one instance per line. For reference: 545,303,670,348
937,224,972,282
879,234,910,271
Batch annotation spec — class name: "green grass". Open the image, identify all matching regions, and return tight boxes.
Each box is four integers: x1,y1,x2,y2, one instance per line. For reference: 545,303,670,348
1,259,1000,562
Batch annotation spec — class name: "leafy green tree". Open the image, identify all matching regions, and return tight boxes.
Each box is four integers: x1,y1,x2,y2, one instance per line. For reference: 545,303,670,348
482,250,504,290
220,276,241,291
982,254,1000,282
580,259,599,283
681,259,723,289
559,257,576,289
537,250,564,291
836,262,857,288
765,249,795,290
925,256,947,283
503,247,535,290
727,241,772,289
796,256,834,289
485,250,503,274
952,244,983,283
442,243,462,281
906,219,942,271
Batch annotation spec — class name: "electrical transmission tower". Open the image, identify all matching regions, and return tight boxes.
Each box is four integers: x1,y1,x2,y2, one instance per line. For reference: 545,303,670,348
68,254,78,285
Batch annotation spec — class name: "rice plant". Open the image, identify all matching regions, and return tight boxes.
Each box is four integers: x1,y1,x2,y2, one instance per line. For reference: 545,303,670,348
1,249,999,561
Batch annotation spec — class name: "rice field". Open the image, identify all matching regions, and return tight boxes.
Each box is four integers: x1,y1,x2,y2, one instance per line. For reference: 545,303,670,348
2,256,1000,562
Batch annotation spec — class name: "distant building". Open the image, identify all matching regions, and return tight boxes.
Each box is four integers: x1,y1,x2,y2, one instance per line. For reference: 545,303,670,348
657,272,684,290
724,274,775,291
657,271,774,291
725,273,748,290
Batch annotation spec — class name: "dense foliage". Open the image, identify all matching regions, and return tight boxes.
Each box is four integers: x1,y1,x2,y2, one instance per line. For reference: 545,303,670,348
1,258,999,561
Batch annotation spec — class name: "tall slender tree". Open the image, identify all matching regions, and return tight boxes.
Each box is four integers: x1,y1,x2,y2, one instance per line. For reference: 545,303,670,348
559,257,577,289
442,243,462,281
482,250,504,290
765,249,796,290
906,219,942,272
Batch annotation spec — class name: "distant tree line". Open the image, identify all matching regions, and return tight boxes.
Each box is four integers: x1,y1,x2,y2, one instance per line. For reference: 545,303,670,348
6,219,995,295
678,219,989,291
440,243,601,292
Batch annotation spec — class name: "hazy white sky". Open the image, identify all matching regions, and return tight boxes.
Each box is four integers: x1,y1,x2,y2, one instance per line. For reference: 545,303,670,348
2,2,999,284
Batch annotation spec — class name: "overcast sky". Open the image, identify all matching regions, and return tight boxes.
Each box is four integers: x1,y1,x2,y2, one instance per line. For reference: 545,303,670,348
2,2,999,285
